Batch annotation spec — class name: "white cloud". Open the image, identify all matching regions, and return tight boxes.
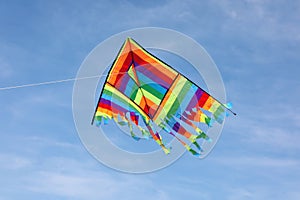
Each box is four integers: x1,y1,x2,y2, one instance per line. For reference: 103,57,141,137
0,57,13,78
23,158,171,200
227,188,253,200
0,153,32,170
226,184,300,200
222,90,300,152
212,155,300,168
247,126,300,150
0,135,169,199
26,171,115,199
5,87,71,121
213,0,300,42
25,136,80,149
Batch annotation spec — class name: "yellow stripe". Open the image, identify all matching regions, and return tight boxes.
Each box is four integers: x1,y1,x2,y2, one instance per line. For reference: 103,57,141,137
208,101,220,113
200,114,207,123
153,75,186,123
105,83,150,122
95,110,112,119
141,88,161,105
134,89,143,105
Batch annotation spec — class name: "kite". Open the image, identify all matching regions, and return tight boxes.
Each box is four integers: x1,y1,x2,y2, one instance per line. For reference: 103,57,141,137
92,38,235,156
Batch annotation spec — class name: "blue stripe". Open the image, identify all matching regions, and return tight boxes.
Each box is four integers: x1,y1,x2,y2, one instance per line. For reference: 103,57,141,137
136,70,167,94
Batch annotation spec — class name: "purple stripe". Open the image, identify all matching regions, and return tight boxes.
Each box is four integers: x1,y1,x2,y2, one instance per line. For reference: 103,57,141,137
172,122,180,132
195,88,204,99
116,74,131,93
185,88,204,112
100,98,111,106
134,62,170,89
100,98,128,114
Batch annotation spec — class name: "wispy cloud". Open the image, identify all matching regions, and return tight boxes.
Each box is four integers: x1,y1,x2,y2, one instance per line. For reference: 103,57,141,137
246,126,300,151
227,187,253,200
25,170,170,200
212,155,300,168
0,57,13,79
0,153,32,170
0,135,169,199
211,0,300,41
226,184,300,200
4,87,71,122
224,101,300,152
18,152,170,200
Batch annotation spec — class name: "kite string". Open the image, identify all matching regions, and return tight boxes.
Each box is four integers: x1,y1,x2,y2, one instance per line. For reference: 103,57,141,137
0,71,237,115
0,72,128,91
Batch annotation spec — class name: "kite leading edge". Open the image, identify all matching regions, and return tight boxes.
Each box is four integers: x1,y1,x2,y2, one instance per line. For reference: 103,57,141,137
92,37,235,156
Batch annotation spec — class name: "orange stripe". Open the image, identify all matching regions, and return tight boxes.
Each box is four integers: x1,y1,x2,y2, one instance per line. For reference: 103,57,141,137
176,126,192,139
144,96,158,109
130,40,177,79
97,107,113,117
137,96,146,110
144,97,158,117
108,40,131,84
202,96,214,110
134,48,176,77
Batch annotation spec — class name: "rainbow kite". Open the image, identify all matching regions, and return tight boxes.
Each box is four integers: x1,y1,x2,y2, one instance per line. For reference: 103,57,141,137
92,38,234,156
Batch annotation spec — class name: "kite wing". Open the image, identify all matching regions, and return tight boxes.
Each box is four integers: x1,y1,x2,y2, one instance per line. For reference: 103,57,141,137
92,38,233,156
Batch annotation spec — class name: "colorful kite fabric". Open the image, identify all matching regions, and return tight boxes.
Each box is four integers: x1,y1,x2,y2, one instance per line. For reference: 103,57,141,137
92,38,233,156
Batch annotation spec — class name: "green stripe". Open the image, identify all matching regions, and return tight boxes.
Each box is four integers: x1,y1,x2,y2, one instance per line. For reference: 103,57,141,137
177,81,193,102
141,88,161,105
213,106,225,118
140,84,164,100
167,80,192,117
129,88,139,100
153,75,186,123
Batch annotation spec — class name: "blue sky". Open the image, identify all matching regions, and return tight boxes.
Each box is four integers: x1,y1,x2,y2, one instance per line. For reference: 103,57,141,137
0,0,300,199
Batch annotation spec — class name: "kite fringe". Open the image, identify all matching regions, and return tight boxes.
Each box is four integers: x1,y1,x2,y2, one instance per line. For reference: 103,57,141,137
93,104,227,156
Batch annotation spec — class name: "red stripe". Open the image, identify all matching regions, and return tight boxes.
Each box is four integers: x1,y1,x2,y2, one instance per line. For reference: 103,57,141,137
114,73,130,92
133,53,174,86
198,92,209,107
110,53,132,86
98,101,111,111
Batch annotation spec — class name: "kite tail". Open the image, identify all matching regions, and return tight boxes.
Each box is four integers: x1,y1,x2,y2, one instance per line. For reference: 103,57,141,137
94,111,147,141
160,122,202,156
163,117,204,153
146,122,170,154
124,115,140,141
176,114,211,141
183,107,213,127
115,112,152,140
94,111,209,155
166,116,207,144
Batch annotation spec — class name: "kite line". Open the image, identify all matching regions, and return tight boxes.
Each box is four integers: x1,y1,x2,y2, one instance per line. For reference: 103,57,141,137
0,72,128,91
